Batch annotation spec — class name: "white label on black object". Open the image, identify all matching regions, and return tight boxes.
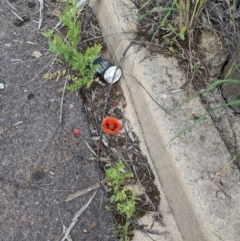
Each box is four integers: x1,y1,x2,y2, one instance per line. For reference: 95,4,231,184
104,66,122,84
0,83,4,90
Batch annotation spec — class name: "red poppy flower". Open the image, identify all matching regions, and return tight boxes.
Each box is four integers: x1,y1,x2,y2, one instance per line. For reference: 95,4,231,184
102,117,121,135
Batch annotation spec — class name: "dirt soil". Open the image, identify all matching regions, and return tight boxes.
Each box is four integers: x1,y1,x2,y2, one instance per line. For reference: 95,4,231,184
0,1,115,240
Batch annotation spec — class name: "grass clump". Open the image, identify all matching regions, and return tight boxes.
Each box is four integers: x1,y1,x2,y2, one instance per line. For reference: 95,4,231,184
136,0,206,44
42,0,101,91
105,160,136,240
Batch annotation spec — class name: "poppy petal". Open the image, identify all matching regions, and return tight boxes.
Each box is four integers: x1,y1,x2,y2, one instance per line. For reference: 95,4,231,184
102,117,121,135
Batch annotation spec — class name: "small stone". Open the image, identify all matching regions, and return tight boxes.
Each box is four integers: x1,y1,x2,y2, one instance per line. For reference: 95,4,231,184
91,221,97,228
83,229,87,233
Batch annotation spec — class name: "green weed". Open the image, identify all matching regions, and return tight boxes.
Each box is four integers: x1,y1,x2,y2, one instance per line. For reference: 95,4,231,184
137,0,206,44
211,230,225,240
42,0,101,90
214,149,240,180
105,160,136,240
106,160,136,218
117,221,132,241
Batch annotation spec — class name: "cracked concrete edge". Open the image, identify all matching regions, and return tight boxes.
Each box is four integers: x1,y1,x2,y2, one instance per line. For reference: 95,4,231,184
90,1,240,241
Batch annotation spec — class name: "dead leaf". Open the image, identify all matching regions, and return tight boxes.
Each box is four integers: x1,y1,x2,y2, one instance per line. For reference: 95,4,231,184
91,221,97,228
32,51,42,58
20,216,28,222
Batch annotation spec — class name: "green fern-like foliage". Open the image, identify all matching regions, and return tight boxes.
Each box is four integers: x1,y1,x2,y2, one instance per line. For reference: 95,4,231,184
42,0,101,90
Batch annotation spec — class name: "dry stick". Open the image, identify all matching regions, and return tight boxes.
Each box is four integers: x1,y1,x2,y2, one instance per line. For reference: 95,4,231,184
55,199,64,228
7,2,20,12
60,189,98,241
10,55,53,64
80,136,97,157
59,65,71,125
30,183,75,192
38,0,44,30
11,10,24,21
20,60,53,87
127,152,156,211
65,178,108,202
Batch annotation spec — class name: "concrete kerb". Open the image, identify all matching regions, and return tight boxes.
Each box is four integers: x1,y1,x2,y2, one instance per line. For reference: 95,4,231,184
90,1,240,241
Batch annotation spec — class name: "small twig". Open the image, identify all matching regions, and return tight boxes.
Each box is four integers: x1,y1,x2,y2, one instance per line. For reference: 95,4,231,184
59,65,70,125
65,179,108,202
60,190,98,241
20,60,52,87
12,121,23,126
7,2,20,12
55,199,64,227
44,125,60,152
80,136,97,156
11,55,53,64
127,152,156,211
125,122,135,142
30,183,74,192
38,0,44,30
11,10,24,21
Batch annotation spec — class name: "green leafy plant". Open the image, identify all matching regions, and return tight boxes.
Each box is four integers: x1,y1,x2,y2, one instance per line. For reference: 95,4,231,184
106,160,136,217
42,0,101,90
117,221,132,241
105,160,136,240
176,0,206,39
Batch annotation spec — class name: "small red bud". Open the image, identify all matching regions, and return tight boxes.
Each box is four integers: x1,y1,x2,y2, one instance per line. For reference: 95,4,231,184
74,128,80,136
